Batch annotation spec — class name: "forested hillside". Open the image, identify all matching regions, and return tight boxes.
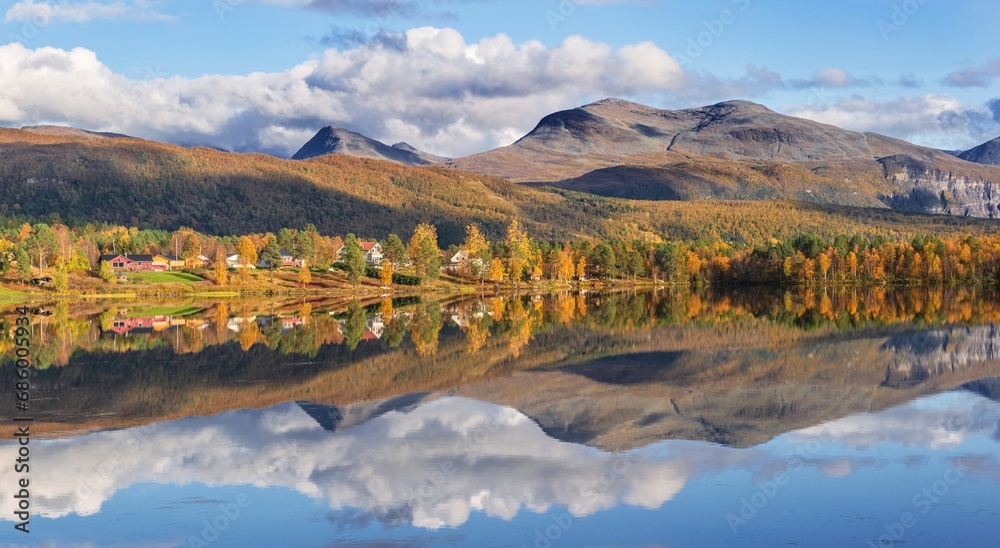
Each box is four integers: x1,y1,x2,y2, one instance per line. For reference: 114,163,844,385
3,128,1000,248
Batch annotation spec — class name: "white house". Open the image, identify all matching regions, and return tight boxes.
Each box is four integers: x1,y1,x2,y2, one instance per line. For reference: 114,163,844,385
227,253,256,269
446,249,484,274
337,241,384,266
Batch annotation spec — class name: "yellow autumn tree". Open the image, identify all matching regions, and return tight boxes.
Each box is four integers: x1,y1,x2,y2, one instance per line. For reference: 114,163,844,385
489,257,505,284
466,318,489,354
379,260,394,287
379,298,394,321
407,223,441,284
685,251,702,282
238,320,261,351
237,236,257,268
463,223,488,281
818,252,832,283
557,248,575,283
504,219,531,288
845,251,858,279
237,236,257,283
214,248,228,286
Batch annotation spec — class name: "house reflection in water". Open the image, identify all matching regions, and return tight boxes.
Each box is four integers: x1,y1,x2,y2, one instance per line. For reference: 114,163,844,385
446,301,490,329
227,316,258,333
335,314,386,343
281,317,307,331
228,316,307,333
109,316,170,335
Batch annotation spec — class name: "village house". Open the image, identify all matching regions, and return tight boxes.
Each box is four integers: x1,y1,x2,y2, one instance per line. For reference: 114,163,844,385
336,241,384,266
226,253,256,269
258,248,305,269
186,254,212,268
151,255,170,270
445,249,484,274
163,254,187,270
101,254,166,272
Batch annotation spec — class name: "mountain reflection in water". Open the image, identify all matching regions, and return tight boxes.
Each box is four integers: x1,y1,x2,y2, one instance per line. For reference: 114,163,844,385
1,389,998,544
2,288,1000,545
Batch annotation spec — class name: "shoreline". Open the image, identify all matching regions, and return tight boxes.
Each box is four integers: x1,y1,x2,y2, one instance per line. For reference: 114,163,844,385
2,277,997,303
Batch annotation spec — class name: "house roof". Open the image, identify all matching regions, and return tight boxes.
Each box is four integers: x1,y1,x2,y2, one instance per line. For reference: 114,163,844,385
336,242,380,253
101,254,154,262
163,254,182,261
279,248,294,258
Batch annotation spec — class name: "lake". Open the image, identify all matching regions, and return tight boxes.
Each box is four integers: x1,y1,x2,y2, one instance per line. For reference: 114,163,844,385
1,287,999,546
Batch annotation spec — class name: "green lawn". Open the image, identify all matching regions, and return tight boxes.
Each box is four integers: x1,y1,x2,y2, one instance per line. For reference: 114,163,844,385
0,285,27,300
129,304,205,317
126,271,205,284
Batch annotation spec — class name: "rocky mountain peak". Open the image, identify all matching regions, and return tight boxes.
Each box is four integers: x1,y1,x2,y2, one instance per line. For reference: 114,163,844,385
959,136,1000,166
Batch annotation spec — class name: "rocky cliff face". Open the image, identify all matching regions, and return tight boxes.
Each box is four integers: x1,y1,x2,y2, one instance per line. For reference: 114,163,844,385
879,156,1000,217
882,325,1000,388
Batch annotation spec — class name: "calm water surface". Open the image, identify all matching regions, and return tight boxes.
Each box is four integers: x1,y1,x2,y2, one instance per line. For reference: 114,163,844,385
1,288,999,547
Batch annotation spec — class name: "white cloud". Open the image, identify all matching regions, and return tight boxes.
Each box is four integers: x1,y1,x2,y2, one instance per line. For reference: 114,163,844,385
945,58,1000,88
0,398,699,524
812,67,849,87
784,94,1000,151
791,393,1000,450
2,391,996,527
0,32,977,158
0,30,685,157
4,0,173,23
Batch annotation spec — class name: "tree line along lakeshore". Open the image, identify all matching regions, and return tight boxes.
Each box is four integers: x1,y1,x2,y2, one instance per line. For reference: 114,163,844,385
2,215,1000,295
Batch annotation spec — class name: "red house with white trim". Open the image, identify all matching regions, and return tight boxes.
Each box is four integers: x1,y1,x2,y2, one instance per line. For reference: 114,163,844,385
336,241,384,266
100,254,167,272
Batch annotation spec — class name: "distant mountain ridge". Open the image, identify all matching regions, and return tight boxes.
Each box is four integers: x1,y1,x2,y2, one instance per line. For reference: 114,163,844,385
959,136,1000,166
292,126,447,165
289,100,1000,220
10,98,1000,243
20,125,132,140
442,98,1000,218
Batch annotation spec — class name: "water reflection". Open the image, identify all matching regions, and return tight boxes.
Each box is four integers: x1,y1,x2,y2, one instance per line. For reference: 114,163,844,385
6,288,1000,442
1,390,997,531
4,289,1000,545
8,287,1000,371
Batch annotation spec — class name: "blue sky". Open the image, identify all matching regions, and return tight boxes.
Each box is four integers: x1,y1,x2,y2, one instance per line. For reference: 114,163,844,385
1,0,998,157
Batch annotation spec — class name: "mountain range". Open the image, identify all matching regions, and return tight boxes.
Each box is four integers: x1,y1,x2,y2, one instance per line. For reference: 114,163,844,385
4,98,1000,242
297,98,1000,217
